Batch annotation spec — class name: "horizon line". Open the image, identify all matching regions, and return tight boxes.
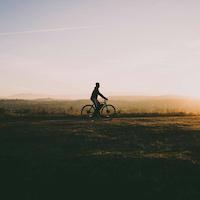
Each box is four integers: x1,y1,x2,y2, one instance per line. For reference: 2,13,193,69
0,93,198,100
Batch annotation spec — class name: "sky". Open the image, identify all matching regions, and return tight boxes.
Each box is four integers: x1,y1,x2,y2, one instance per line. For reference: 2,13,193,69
0,0,200,98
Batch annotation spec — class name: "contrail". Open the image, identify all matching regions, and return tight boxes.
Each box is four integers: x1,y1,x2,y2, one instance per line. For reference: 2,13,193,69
0,25,101,36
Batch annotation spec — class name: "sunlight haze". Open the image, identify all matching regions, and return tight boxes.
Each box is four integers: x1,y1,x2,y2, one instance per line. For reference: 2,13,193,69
0,0,200,98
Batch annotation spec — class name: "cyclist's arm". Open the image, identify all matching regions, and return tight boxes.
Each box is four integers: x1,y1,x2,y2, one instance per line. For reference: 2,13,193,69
98,92,108,100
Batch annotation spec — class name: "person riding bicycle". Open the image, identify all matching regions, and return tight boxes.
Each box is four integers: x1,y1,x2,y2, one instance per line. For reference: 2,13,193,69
91,83,108,116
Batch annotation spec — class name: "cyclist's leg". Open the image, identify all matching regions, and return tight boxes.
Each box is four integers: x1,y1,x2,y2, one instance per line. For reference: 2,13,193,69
92,99,100,116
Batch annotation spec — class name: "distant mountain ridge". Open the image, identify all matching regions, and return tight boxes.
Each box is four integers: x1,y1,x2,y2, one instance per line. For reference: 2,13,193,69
109,95,189,101
1,93,193,101
4,93,70,100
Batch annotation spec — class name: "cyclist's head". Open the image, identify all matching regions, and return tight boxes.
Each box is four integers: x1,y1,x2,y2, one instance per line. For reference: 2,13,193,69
96,82,100,88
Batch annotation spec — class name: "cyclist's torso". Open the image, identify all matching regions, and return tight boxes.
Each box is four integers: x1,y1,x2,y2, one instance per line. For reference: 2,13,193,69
91,87,99,100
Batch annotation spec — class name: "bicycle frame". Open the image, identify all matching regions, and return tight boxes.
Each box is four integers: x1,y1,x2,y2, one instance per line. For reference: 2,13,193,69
92,100,107,109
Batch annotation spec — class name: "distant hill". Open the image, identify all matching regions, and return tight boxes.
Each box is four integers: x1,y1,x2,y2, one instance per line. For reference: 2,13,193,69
2,93,194,102
5,93,71,100
109,95,188,101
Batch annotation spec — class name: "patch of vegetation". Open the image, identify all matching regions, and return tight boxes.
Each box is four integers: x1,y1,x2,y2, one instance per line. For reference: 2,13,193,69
0,99,198,119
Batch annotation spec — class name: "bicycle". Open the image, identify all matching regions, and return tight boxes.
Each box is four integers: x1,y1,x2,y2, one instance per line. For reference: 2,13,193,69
81,100,116,119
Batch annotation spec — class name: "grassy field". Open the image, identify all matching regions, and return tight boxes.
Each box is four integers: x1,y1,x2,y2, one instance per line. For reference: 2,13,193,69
1,97,200,117
0,115,200,199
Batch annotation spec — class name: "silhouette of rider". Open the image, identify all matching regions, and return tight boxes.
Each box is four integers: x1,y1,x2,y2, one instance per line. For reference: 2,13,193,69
91,83,108,116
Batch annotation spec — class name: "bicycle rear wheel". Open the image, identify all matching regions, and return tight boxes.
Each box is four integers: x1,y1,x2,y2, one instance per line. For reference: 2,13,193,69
101,105,116,118
81,105,95,119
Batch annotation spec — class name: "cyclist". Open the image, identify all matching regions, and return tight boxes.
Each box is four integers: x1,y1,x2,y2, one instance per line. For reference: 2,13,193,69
91,82,108,116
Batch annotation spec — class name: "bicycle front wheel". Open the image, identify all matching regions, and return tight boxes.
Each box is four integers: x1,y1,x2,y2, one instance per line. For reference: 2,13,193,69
101,105,116,118
81,105,95,119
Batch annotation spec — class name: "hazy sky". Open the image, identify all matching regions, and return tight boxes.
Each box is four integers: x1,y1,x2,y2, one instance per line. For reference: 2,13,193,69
1,0,200,98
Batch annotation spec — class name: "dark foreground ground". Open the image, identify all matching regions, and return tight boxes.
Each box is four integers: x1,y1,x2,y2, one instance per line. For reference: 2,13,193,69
0,116,200,199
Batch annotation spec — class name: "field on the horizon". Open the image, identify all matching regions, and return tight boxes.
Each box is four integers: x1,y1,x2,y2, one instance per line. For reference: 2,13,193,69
1,96,200,118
